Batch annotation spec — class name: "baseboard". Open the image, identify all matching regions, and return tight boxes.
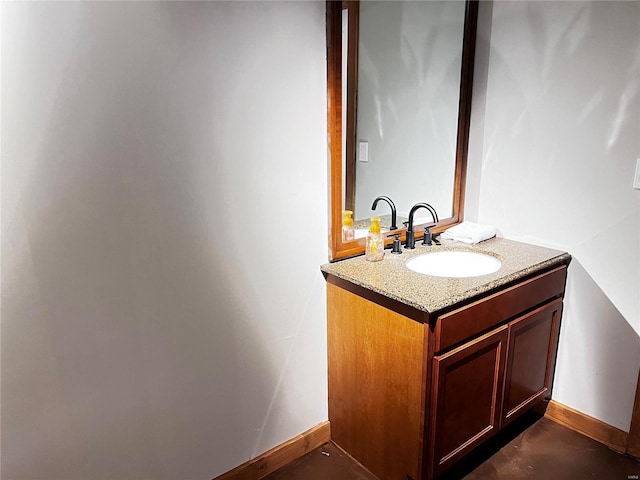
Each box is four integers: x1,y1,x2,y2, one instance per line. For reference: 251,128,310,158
213,421,331,480
544,400,628,453
213,402,628,479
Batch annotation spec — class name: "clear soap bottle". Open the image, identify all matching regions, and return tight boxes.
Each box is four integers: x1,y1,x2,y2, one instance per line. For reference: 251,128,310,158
365,216,384,262
342,210,355,242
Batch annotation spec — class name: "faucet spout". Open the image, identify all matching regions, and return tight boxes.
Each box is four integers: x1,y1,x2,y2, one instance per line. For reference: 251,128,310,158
371,196,398,230
406,203,439,249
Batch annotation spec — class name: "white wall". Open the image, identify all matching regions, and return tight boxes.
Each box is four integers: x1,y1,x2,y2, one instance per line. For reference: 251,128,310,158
469,1,640,432
4,3,639,478
1,2,328,479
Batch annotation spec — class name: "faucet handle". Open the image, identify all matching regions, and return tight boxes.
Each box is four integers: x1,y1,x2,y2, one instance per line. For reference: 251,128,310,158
422,224,437,246
387,233,402,254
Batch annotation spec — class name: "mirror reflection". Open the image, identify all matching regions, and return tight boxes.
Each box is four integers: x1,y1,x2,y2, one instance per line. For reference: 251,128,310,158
327,0,477,260
343,1,466,226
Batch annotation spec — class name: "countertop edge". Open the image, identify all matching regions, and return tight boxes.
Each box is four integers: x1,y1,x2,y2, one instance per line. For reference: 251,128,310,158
321,250,571,318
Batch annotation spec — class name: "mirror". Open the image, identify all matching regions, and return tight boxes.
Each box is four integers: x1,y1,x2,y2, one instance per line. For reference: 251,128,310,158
326,0,478,261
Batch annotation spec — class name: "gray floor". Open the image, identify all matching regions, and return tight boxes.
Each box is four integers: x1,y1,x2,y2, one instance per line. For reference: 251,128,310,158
264,413,640,480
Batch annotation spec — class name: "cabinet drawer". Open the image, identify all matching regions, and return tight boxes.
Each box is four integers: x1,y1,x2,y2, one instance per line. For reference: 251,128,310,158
434,266,567,352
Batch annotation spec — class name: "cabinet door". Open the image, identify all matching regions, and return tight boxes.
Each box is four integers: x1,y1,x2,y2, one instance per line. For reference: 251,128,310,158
428,325,508,477
501,298,563,427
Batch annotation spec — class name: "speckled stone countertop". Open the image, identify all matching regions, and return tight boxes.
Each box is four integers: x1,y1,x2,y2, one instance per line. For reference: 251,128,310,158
321,237,571,317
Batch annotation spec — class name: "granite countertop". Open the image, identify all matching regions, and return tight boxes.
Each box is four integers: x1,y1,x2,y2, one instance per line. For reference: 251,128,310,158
321,237,571,317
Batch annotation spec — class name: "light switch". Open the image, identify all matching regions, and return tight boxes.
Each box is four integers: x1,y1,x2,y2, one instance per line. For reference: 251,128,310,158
358,141,369,162
634,158,640,190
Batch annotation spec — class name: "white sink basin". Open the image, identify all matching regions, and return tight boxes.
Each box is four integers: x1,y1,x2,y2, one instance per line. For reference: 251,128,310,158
406,251,501,278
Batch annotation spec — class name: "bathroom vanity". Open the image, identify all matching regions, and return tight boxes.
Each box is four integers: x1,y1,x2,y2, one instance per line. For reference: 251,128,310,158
321,238,571,480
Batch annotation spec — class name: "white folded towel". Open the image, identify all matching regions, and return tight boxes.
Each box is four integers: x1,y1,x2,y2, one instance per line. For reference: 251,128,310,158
441,221,497,244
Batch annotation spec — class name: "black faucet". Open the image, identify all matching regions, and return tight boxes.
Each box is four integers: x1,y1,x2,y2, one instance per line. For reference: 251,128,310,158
405,203,438,249
371,196,398,230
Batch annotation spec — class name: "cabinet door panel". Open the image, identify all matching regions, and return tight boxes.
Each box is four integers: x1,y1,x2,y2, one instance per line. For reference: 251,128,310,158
429,325,508,477
501,298,563,427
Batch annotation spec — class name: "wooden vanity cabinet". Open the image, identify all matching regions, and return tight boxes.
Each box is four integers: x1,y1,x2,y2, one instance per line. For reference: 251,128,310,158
326,265,568,480
428,297,564,477
327,281,426,480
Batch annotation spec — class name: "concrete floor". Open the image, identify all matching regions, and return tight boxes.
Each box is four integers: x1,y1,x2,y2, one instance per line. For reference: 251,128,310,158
263,413,640,480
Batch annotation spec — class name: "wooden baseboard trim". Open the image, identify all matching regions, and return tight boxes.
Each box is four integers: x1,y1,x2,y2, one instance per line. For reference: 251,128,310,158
627,368,640,458
213,421,331,480
544,400,628,453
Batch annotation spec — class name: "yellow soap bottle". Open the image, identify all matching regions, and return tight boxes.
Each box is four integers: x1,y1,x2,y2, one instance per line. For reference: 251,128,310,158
342,210,355,242
365,216,384,262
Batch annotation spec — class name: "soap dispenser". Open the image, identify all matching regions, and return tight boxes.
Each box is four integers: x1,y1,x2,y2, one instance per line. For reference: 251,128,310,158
365,217,384,262
342,210,355,242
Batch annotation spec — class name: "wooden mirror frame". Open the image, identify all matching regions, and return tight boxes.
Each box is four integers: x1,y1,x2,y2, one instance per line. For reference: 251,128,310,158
326,0,479,261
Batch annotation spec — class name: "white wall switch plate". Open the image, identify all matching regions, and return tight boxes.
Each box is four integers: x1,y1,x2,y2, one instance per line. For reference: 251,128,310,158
635,158,640,190
358,141,369,162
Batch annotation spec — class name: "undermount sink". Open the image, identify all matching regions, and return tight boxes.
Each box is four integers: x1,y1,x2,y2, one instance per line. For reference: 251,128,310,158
406,250,501,278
